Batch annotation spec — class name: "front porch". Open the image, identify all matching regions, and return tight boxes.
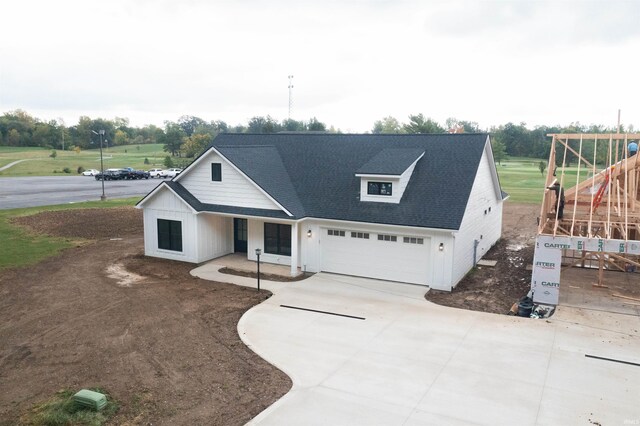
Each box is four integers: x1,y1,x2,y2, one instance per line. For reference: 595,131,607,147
209,253,302,278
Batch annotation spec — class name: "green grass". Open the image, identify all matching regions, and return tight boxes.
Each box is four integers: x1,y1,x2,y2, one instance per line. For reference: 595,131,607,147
0,144,167,176
0,198,139,270
497,157,600,204
21,388,118,426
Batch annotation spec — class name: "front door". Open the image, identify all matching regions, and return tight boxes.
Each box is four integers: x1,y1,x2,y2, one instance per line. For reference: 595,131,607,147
234,218,248,253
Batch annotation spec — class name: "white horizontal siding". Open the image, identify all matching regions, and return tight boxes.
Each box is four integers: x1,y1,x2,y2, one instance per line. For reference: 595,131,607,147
179,150,282,211
452,141,503,287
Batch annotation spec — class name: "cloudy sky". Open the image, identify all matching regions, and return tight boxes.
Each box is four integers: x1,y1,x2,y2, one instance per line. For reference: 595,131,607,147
1,0,639,132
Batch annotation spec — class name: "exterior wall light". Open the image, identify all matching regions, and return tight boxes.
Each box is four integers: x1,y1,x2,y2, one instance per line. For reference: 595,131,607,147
439,243,444,251
307,229,312,238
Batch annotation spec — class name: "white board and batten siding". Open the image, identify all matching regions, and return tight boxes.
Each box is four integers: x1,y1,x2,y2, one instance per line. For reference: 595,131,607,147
178,150,282,211
142,187,233,263
451,139,503,287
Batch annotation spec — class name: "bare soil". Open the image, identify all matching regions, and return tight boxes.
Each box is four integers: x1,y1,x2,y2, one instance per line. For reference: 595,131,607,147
426,202,539,314
218,267,314,282
0,207,291,425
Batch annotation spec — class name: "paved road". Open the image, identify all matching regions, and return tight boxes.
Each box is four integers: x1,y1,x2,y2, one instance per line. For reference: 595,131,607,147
0,176,162,209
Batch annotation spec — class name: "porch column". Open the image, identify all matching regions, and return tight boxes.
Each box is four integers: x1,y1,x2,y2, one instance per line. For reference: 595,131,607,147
291,222,299,276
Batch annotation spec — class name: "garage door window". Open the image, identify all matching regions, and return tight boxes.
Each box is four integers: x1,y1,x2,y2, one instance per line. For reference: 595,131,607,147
403,237,424,244
378,234,397,242
328,229,345,237
264,223,291,256
157,219,183,252
351,232,369,239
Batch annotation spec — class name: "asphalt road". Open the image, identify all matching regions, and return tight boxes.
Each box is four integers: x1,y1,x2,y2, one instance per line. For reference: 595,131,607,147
0,176,163,209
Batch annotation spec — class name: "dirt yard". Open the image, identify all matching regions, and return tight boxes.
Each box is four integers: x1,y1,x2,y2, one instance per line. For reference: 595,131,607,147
0,208,291,425
426,202,539,314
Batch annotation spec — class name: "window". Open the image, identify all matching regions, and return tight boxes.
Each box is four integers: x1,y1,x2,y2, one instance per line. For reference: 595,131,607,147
367,181,392,196
157,219,182,252
403,237,424,245
211,163,222,181
378,234,397,242
264,223,291,256
351,232,369,239
328,229,345,237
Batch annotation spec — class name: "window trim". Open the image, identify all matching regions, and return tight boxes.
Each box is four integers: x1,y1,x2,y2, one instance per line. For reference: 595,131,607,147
211,162,222,182
367,181,393,196
157,218,183,252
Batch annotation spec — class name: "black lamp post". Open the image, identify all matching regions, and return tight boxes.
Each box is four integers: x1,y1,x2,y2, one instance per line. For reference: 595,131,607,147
91,130,107,201
255,248,262,291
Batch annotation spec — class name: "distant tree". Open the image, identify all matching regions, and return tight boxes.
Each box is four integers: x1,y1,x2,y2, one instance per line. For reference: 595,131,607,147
49,150,57,159
163,155,174,168
177,115,207,136
182,133,212,157
282,118,305,132
492,138,507,165
403,114,444,134
144,157,150,165
307,117,326,131
372,116,403,134
247,116,281,133
74,146,81,154
161,122,187,156
539,160,546,175
445,117,482,133
114,129,129,145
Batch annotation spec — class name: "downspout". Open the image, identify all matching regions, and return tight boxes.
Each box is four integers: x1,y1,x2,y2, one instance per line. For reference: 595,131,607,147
473,239,480,268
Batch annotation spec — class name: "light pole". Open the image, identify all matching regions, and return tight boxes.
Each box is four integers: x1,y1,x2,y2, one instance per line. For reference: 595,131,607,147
91,130,106,201
255,248,262,291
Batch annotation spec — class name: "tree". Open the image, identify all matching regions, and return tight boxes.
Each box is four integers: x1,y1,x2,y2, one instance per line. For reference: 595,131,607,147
50,150,57,159
163,155,174,168
247,116,281,133
539,161,547,175
403,114,444,134
161,122,187,156
177,115,207,136
307,117,326,131
492,138,507,165
445,117,482,133
282,118,305,132
182,133,212,157
372,116,403,134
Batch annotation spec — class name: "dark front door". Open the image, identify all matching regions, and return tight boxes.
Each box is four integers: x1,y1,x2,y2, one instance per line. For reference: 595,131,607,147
234,218,248,253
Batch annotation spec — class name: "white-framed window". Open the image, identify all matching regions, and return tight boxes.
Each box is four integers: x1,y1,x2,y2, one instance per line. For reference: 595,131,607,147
351,231,370,239
403,237,424,245
328,229,345,237
378,234,397,242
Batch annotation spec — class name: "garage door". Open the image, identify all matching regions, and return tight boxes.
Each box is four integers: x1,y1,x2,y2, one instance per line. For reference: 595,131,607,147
320,228,430,285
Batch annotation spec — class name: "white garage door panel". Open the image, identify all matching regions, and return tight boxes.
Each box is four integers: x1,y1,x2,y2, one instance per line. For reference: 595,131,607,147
321,231,430,285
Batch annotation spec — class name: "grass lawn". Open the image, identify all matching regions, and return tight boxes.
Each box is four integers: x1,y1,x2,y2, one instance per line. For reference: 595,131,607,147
0,198,139,270
497,157,601,204
0,144,168,177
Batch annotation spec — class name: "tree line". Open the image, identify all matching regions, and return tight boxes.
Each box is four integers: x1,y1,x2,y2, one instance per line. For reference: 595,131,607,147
1,109,633,164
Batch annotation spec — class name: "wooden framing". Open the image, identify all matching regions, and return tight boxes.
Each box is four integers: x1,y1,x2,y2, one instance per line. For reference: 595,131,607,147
538,133,640,277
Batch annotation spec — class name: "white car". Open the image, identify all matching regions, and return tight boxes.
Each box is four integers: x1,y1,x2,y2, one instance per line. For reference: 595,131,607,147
148,168,164,178
160,168,182,178
82,169,100,176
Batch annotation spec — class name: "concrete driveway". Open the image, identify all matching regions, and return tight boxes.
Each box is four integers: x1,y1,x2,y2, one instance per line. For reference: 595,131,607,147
191,266,640,425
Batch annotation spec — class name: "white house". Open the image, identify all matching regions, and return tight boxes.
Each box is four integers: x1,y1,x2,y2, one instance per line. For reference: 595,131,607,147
136,133,506,291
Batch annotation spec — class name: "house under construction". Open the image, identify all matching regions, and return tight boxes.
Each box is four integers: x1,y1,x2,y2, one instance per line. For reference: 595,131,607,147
532,133,640,304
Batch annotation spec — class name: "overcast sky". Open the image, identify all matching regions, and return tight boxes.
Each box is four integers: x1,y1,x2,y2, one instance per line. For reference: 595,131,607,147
1,0,639,132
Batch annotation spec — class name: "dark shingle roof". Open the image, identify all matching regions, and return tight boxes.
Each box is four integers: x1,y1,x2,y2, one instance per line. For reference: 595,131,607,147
216,145,305,216
356,148,425,175
188,133,495,230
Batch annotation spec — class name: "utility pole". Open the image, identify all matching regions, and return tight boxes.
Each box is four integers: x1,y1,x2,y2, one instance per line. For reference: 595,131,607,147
288,75,294,119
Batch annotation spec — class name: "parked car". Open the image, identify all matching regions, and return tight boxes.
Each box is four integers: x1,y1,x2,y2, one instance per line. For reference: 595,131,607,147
160,168,182,178
95,169,127,180
82,169,99,176
148,168,164,178
122,167,150,179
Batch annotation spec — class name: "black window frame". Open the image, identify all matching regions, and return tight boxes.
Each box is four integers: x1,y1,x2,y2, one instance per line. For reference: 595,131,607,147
264,223,292,256
367,181,393,196
157,219,183,252
211,163,222,182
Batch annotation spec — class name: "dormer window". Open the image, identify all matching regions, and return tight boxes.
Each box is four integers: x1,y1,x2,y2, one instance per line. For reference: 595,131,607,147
368,182,392,196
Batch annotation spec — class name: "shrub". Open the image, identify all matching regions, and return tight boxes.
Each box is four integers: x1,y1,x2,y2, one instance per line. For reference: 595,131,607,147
77,166,85,174
63,167,72,174
50,150,57,159
163,155,174,168
144,157,150,165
